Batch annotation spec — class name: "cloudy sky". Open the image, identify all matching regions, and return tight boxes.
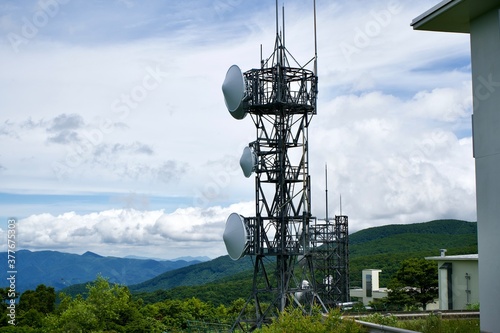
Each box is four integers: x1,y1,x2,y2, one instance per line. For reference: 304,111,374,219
0,0,475,260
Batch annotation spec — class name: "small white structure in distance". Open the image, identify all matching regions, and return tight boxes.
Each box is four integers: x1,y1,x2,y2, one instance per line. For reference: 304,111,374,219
350,269,387,306
350,268,440,310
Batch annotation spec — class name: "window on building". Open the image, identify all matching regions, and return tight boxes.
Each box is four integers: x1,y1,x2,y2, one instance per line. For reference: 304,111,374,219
366,274,372,297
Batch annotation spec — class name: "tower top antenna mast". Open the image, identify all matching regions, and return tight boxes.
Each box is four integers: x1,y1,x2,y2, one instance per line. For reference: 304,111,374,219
275,0,278,37
325,164,329,222
314,0,318,75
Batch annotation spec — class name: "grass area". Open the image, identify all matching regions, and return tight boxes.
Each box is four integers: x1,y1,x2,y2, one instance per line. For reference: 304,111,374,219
363,313,480,333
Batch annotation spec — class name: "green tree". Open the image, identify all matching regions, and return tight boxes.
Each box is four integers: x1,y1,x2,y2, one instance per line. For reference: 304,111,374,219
43,275,166,333
0,287,11,326
86,275,132,330
19,285,56,314
387,258,438,310
15,284,56,328
53,297,99,332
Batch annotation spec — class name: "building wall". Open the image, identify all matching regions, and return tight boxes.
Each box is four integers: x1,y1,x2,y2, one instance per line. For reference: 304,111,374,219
470,9,500,332
435,259,479,310
412,1,500,330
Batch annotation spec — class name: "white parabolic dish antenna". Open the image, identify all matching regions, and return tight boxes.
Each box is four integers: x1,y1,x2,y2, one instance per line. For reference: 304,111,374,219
223,213,249,260
222,65,247,120
240,146,257,178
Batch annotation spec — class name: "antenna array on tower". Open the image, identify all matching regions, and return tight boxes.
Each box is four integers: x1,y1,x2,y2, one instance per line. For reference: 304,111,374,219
221,2,349,331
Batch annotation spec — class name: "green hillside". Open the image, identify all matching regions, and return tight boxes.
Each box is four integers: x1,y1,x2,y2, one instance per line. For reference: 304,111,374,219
349,219,477,245
129,254,254,293
349,219,477,287
133,269,255,305
127,219,477,306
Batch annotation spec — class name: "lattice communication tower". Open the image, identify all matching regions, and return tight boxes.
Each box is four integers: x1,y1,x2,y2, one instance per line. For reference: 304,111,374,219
310,214,350,306
221,1,348,331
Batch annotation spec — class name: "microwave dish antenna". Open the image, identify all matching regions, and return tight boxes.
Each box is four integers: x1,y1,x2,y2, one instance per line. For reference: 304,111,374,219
223,213,250,261
222,65,248,120
239,146,257,178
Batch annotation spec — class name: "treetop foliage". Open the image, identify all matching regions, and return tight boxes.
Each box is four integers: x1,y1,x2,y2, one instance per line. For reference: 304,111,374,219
1,276,244,332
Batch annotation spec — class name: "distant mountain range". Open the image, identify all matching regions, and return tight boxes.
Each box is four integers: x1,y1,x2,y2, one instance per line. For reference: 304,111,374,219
2,219,477,300
125,255,211,262
128,219,478,304
0,250,204,293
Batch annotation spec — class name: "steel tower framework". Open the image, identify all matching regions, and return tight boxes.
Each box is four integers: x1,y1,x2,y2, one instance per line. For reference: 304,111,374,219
310,215,350,306
230,32,325,331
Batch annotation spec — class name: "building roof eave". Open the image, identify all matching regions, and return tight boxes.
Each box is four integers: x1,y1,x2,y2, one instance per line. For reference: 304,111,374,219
425,254,478,261
411,0,500,33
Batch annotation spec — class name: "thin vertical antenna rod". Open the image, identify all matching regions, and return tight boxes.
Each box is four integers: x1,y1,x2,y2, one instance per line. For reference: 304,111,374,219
275,0,279,37
313,0,318,75
260,44,263,68
325,164,329,222
340,194,342,216
282,5,285,48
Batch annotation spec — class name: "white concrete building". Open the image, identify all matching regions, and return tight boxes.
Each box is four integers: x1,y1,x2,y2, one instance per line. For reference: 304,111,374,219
412,1,500,331
350,269,388,306
426,252,479,311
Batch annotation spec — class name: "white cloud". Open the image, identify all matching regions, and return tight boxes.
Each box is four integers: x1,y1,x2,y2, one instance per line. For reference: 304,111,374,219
309,87,475,232
5,201,254,259
0,0,478,258
408,84,472,123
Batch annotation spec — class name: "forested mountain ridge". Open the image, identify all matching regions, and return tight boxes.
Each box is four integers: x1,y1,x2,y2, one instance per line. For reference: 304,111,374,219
128,219,477,304
10,219,476,304
349,219,476,245
129,254,255,293
0,249,201,293
349,219,477,287
3,219,477,333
